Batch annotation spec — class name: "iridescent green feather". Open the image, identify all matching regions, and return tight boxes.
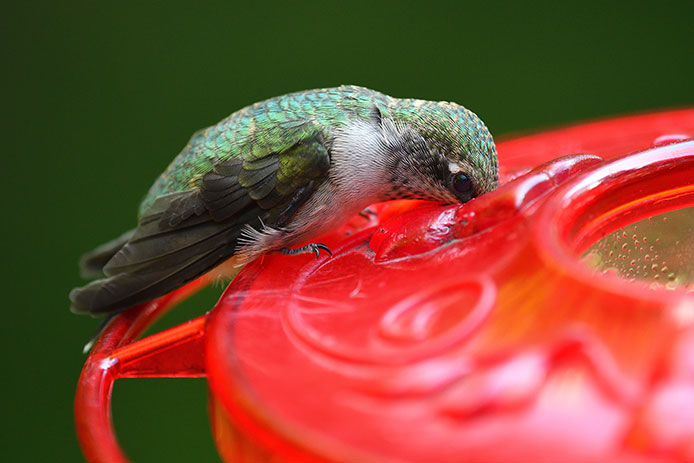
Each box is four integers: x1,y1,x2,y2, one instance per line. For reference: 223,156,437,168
139,85,497,216
139,86,382,216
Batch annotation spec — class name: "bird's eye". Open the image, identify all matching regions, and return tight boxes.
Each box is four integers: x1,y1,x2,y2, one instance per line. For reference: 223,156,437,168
450,172,474,202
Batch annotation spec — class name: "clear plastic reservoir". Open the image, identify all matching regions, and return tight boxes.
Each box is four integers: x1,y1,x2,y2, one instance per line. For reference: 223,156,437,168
584,207,694,290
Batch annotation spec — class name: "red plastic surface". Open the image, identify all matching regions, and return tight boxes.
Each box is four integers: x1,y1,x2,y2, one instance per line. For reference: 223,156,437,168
75,109,694,462
74,279,208,463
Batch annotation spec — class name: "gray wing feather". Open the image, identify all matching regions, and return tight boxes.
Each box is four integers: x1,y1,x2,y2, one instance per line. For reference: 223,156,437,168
70,166,262,315
78,229,135,278
70,130,331,317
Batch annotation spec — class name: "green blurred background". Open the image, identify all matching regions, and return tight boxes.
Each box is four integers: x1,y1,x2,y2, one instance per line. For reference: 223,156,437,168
3,0,693,460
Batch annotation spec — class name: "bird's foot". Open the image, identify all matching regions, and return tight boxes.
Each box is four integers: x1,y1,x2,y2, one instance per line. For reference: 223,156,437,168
281,243,333,259
359,208,377,219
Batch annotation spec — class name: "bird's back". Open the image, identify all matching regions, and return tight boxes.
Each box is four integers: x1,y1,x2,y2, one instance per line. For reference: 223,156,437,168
139,85,392,216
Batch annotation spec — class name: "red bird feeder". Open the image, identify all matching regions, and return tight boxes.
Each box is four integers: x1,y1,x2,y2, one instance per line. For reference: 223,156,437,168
76,109,694,462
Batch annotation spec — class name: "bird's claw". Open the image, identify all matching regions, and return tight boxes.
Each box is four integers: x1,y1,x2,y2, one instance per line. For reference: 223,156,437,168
281,243,333,259
312,243,332,259
359,208,377,219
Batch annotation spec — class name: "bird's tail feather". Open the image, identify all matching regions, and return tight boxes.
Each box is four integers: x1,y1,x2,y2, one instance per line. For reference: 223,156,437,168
81,312,120,354
78,229,135,278
70,240,232,316
70,198,261,316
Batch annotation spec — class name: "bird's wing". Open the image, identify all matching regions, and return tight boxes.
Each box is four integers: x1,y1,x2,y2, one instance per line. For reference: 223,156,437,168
70,130,331,316
78,228,135,278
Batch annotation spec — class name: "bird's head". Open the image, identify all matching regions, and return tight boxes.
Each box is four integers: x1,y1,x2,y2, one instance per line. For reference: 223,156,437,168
378,100,498,204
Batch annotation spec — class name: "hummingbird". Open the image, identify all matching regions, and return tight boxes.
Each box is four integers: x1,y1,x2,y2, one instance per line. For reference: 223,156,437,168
70,85,498,321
